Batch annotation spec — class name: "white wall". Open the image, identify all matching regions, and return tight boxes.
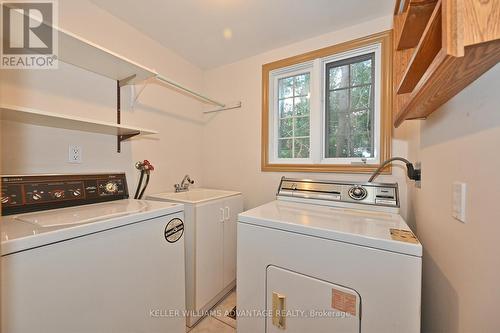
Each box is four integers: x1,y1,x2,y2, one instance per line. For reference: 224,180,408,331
403,64,500,332
0,0,206,196
201,15,415,220
2,3,499,331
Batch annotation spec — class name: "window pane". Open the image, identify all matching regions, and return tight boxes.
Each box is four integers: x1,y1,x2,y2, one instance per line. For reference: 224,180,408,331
329,65,349,90
349,109,372,158
278,76,293,99
294,138,310,158
295,73,310,96
279,118,293,138
294,116,310,137
278,139,293,158
294,97,310,116
279,98,294,118
350,85,371,110
325,54,375,159
276,72,311,160
351,59,372,86
329,89,349,113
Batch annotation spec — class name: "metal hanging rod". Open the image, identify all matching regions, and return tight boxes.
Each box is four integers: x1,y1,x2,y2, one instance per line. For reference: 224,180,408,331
155,74,225,107
204,102,242,114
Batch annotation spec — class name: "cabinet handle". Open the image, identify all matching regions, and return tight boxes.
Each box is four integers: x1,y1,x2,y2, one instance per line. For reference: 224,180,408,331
272,292,286,329
225,206,230,220
220,208,224,222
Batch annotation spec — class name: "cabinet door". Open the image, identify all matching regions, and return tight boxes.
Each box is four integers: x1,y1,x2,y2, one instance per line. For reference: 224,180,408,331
222,195,243,287
195,201,224,310
266,266,361,333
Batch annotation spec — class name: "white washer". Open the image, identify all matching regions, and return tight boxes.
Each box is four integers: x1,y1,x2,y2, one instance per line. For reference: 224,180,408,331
237,177,422,333
1,174,187,333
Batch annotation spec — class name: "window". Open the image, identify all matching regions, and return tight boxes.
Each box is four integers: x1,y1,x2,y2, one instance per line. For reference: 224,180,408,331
325,53,375,159
262,31,392,173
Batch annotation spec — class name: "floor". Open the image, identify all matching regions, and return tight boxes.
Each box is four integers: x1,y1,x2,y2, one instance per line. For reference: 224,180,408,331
187,290,236,333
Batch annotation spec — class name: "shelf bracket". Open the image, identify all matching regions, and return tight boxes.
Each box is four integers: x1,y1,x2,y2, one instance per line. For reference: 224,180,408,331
118,132,140,140
118,74,137,87
129,80,151,109
117,80,122,153
118,132,141,148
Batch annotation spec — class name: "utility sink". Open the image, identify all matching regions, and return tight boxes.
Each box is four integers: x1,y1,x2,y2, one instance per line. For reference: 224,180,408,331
148,188,240,204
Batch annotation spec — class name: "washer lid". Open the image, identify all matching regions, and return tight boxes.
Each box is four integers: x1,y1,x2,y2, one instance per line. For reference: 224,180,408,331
238,200,422,257
15,201,148,227
1,199,184,255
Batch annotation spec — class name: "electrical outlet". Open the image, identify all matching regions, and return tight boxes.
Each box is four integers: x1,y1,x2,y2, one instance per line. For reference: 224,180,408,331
452,182,466,223
68,145,82,164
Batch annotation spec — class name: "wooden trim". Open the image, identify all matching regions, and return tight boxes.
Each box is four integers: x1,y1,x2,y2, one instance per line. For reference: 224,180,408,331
462,0,500,47
261,31,393,173
443,0,464,56
397,1,443,94
396,0,438,50
394,0,403,15
394,40,500,126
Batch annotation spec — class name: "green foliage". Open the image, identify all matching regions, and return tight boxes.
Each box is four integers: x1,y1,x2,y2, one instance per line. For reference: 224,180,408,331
277,73,311,159
327,56,374,158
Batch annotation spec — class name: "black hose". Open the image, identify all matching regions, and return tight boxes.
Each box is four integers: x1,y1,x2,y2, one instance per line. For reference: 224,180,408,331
134,170,145,199
368,157,417,182
138,173,150,200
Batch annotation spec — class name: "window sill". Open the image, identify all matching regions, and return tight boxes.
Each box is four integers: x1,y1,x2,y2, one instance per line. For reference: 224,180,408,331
261,163,392,174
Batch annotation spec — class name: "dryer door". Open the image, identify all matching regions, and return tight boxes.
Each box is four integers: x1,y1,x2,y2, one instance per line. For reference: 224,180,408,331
266,266,361,332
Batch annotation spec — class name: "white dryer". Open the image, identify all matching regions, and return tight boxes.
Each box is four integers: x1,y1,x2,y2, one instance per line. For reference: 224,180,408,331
237,177,422,333
1,173,187,333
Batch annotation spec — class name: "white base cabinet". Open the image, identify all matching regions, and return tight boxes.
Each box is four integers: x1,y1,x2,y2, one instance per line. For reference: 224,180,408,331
146,189,242,327
195,195,242,311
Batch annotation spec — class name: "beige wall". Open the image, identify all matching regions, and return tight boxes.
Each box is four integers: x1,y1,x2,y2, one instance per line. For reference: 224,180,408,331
403,64,500,332
201,15,416,220
2,3,499,331
1,0,206,195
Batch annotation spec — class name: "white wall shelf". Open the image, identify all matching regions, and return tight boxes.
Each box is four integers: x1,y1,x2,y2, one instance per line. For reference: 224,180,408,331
57,27,156,86
54,25,239,110
0,104,158,141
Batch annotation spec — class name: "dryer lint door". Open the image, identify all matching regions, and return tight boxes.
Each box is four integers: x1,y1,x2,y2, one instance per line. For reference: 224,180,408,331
266,265,361,332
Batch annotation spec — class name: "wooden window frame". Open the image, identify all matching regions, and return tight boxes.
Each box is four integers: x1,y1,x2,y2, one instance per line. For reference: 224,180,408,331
261,30,393,173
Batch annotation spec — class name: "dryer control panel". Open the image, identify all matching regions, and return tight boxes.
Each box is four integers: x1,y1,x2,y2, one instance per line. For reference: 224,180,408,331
1,173,128,216
277,177,399,208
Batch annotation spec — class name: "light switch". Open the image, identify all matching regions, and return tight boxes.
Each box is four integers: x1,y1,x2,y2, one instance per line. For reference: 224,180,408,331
452,182,466,223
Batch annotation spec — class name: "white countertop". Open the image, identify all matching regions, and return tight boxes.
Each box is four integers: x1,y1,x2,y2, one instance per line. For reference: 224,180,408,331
147,188,241,204
238,200,422,257
1,199,184,255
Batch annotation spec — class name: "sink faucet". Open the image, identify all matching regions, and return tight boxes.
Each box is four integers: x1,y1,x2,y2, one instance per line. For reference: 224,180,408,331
174,175,194,192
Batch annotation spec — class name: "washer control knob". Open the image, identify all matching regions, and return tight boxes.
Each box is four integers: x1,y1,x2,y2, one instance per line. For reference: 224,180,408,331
348,186,367,200
72,190,81,197
1,196,9,204
105,182,118,194
53,190,64,199
32,193,42,201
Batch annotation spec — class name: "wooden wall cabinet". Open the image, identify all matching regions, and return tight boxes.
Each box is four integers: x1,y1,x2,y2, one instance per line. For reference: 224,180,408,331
393,0,500,127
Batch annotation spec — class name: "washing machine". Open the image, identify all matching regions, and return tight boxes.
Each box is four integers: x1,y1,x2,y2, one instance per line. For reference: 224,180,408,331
237,177,422,333
1,173,187,333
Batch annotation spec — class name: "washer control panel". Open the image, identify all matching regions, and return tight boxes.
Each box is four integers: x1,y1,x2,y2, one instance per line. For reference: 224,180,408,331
1,173,128,215
277,177,399,208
